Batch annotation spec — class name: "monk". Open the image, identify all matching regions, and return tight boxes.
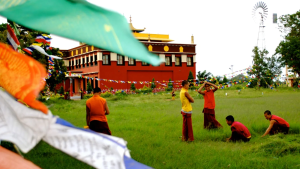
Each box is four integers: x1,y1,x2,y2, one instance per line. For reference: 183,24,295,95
262,110,289,137
180,80,194,142
198,81,222,129
225,115,251,142
86,87,111,135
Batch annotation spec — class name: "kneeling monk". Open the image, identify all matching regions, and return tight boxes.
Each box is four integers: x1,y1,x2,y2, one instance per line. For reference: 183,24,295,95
226,115,251,142
86,87,111,135
262,110,289,137
180,80,194,141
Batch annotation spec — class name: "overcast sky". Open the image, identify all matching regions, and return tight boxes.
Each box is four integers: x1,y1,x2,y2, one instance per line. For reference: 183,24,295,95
1,0,299,77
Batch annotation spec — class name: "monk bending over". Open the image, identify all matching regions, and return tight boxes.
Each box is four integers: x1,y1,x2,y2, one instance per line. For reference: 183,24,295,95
180,80,194,142
226,115,251,142
262,110,289,137
198,81,222,129
86,87,111,135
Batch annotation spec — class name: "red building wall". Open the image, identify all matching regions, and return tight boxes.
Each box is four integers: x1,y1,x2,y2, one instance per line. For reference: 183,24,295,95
98,60,196,90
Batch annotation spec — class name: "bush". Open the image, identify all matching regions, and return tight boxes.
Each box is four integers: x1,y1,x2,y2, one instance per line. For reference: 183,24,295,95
58,86,64,95
140,86,152,94
165,87,172,92
115,90,127,96
87,82,93,94
101,91,113,98
83,94,93,99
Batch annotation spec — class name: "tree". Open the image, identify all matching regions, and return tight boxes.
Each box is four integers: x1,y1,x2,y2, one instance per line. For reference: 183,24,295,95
222,75,228,84
247,46,282,89
87,82,93,93
151,78,156,89
275,10,300,77
188,71,194,86
0,22,67,91
197,70,212,82
130,83,136,91
166,78,173,91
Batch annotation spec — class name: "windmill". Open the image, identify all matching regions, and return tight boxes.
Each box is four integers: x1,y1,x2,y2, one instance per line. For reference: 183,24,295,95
252,2,268,50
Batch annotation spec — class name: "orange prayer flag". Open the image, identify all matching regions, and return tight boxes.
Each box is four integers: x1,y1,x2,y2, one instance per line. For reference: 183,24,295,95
0,146,41,169
0,43,48,114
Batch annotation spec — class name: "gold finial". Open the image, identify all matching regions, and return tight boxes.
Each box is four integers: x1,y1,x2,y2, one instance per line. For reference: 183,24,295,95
191,34,194,44
130,15,132,23
148,34,150,42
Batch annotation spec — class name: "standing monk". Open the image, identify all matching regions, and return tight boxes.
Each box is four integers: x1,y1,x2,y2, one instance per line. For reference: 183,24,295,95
225,115,251,142
198,81,222,129
86,87,111,135
262,110,289,137
180,80,194,142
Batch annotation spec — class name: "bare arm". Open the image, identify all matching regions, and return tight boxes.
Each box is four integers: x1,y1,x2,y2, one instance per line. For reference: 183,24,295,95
105,101,110,115
86,105,90,126
262,120,276,137
198,82,206,95
185,92,194,103
206,82,218,92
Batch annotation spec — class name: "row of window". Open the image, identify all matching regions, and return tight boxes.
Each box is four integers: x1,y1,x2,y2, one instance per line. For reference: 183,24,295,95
69,55,193,69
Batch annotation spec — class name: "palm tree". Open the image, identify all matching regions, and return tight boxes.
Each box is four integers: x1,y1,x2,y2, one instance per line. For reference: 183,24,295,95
197,70,212,81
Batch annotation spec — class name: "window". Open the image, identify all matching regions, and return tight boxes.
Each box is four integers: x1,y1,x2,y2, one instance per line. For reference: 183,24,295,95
165,56,172,66
187,57,193,66
86,57,89,67
128,58,136,66
90,56,93,66
95,77,98,88
82,58,85,68
72,60,74,70
69,60,71,70
79,59,81,68
175,57,181,66
142,62,149,66
117,55,124,65
75,60,78,68
103,54,110,65
94,55,97,65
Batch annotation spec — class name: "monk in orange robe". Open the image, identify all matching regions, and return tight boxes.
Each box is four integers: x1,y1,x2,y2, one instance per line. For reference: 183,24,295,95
198,81,222,129
262,110,289,137
86,87,111,135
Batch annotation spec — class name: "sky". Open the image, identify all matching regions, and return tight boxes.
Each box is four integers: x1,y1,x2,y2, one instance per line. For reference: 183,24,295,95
0,0,299,77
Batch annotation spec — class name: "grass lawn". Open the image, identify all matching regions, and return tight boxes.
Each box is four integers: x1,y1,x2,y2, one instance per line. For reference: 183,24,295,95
9,88,300,168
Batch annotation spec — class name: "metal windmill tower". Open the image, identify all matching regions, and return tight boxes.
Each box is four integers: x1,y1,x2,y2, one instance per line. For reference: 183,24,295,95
252,2,268,50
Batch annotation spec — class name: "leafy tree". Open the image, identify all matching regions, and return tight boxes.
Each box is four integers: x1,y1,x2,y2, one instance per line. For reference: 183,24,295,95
58,86,64,95
247,47,282,89
275,10,300,77
275,36,300,77
222,75,228,84
87,82,93,93
0,22,67,91
151,78,156,89
197,70,212,81
188,71,194,86
130,83,136,91
165,78,173,91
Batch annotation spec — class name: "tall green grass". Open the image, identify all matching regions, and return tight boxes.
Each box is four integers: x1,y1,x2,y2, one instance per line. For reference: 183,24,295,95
4,88,300,169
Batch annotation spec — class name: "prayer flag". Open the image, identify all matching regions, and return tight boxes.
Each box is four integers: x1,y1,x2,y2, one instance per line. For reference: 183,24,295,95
0,0,162,66
6,24,20,51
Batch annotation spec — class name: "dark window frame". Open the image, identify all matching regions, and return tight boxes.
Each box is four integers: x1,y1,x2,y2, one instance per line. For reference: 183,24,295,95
187,57,193,67
86,57,89,67
82,58,85,68
117,55,125,65
142,61,150,66
90,56,93,66
128,58,136,66
102,54,111,65
175,56,182,67
165,56,172,66
94,55,98,66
